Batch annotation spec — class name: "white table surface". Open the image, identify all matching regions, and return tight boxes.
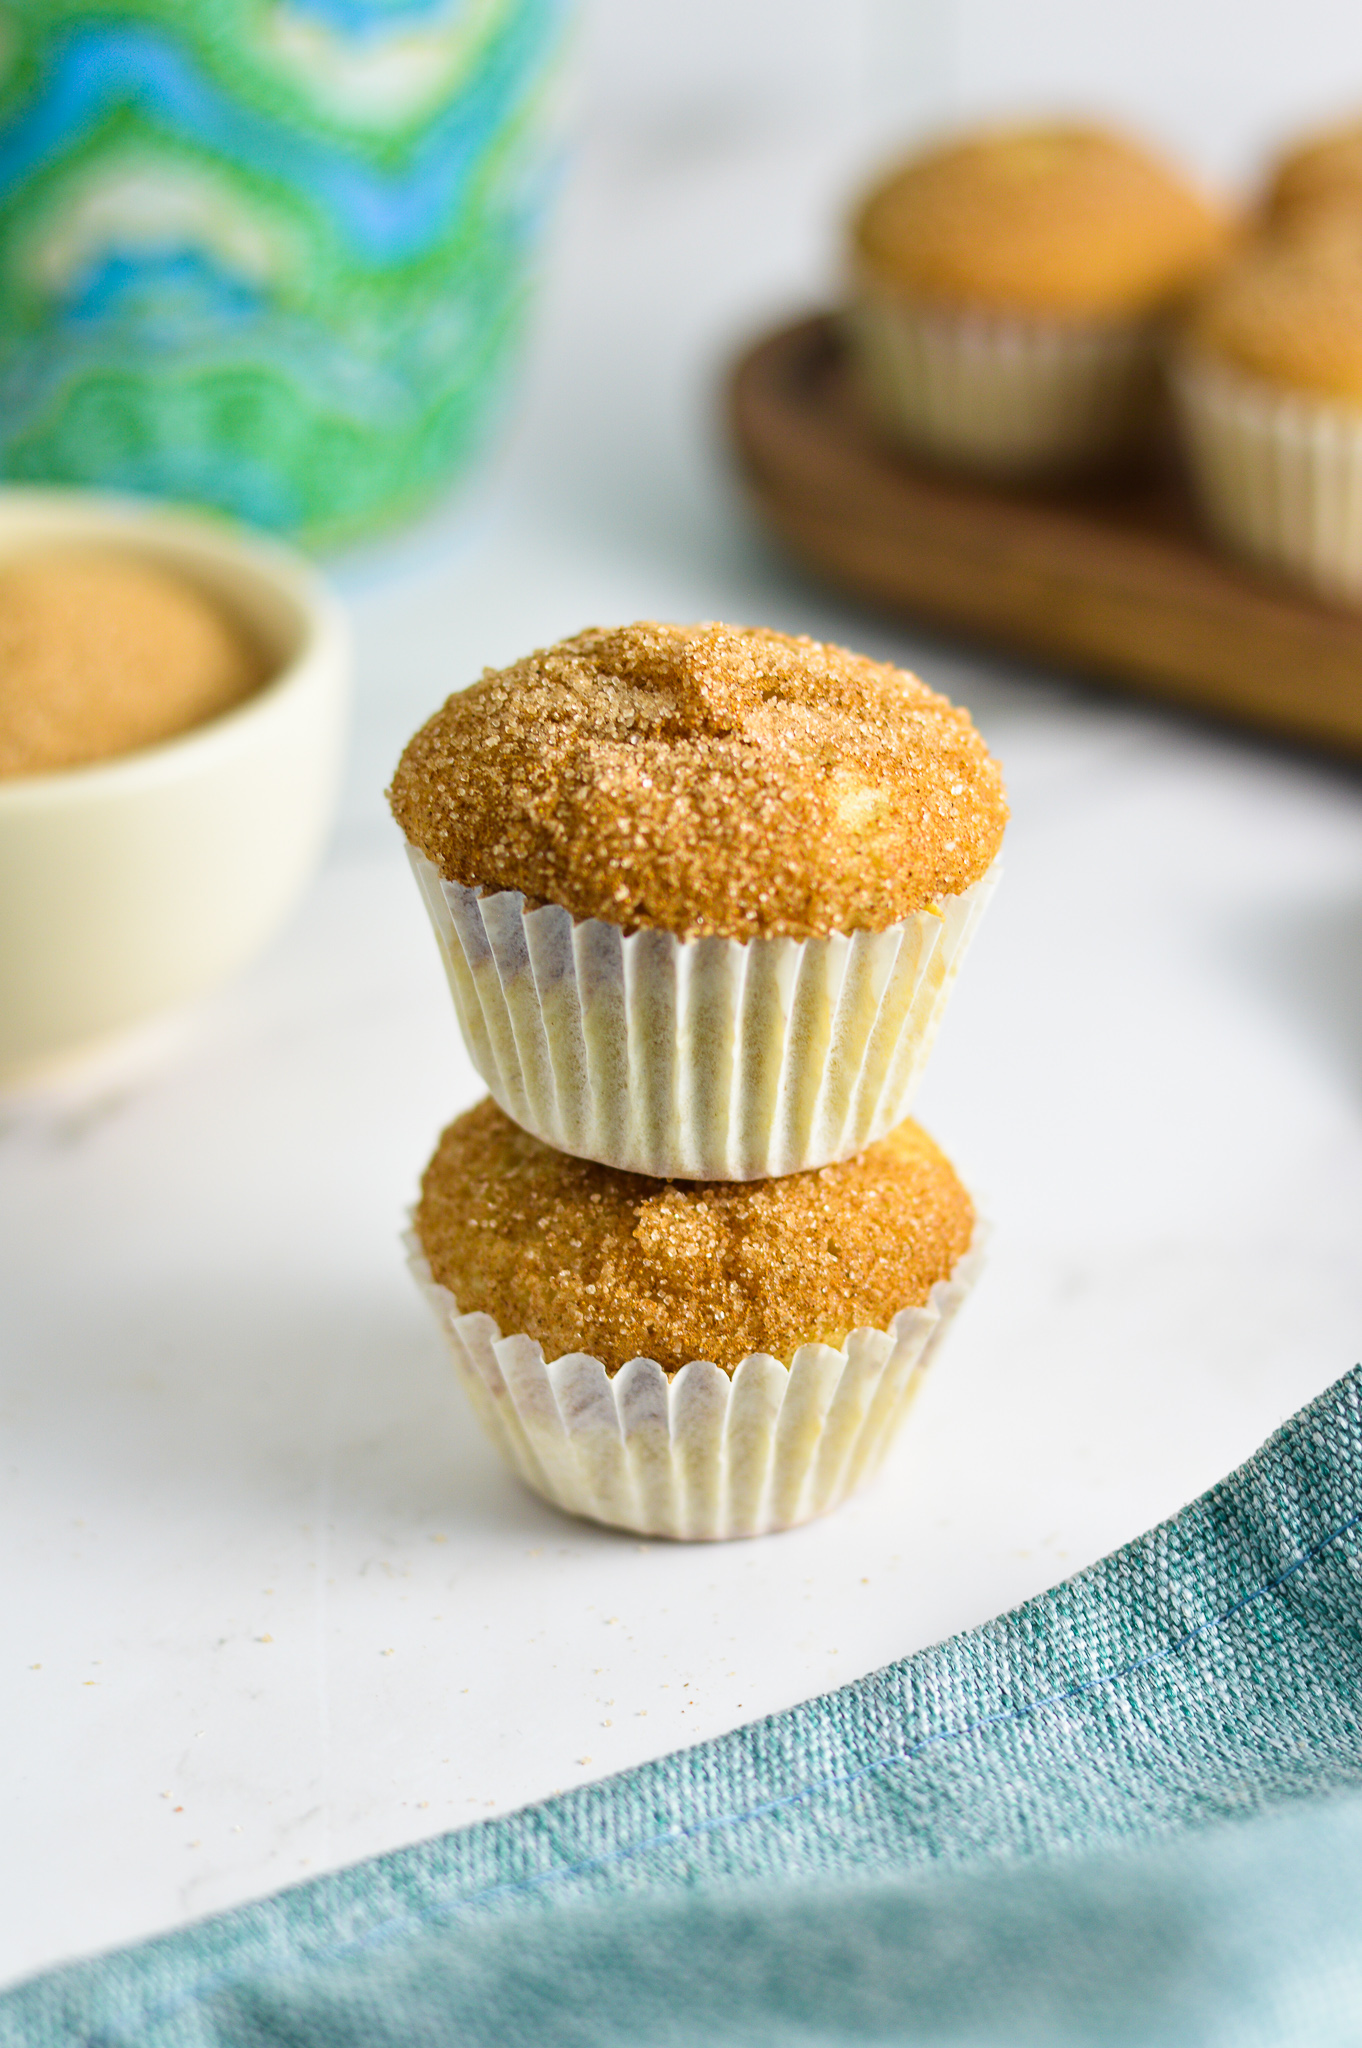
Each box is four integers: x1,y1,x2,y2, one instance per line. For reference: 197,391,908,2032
5,100,1362,1990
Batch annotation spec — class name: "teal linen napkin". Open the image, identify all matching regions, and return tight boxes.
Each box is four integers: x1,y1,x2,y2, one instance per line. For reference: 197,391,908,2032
6,1363,1362,2048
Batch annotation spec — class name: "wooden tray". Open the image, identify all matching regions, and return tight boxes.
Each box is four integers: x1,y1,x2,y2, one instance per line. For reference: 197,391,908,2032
729,313,1362,758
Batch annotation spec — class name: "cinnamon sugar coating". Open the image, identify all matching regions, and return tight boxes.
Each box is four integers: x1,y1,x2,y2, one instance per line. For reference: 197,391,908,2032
0,549,267,778
853,122,1224,322
1185,214,1362,402
389,621,1006,941
415,1098,975,1376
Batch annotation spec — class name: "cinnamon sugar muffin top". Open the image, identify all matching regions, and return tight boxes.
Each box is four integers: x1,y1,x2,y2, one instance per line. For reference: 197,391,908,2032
388,620,1006,942
0,549,266,778
853,122,1224,321
1184,213,1362,401
415,1098,974,1376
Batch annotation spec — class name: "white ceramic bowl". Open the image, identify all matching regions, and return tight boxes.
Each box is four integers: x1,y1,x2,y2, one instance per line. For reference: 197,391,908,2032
0,489,350,1085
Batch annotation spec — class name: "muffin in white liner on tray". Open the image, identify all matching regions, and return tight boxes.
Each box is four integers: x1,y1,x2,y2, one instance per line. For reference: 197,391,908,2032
1173,217,1362,608
408,1100,982,1541
1173,352,1362,604
846,284,1158,479
844,121,1224,480
390,621,1007,1179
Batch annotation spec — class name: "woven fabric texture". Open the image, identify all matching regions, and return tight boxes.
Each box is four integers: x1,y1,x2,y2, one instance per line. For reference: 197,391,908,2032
5,1364,1361,2047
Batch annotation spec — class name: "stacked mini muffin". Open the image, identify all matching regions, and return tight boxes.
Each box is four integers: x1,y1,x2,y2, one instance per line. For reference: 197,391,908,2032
389,622,1006,1539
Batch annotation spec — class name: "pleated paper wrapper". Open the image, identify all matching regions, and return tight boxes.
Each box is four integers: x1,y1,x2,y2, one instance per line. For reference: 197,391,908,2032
406,1232,983,1540
408,846,997,1180
844,284,1156,479
1173,352,1362,606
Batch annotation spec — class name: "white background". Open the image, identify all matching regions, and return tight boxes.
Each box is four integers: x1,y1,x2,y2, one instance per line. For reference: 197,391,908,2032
586,0,1362,189
4,0,1362,1988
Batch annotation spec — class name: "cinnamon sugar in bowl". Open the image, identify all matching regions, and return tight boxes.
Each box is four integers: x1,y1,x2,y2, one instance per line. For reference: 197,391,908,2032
390,621,1007,1179
0,548,267,780
0,490,349,1084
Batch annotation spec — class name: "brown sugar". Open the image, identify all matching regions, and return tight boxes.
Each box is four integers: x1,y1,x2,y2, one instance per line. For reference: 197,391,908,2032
1185,213,1362,402
388,621,1007,942
853,122,1224,321
0,548,268,778
415,1098,975,1376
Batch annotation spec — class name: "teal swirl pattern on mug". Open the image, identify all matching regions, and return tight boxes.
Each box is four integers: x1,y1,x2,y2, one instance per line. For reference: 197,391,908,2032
0,0,569,542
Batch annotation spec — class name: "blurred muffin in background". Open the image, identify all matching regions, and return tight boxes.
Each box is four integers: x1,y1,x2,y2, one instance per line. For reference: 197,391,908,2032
1173,211,1362,605
1261,115,1362,227
847,121,1225,480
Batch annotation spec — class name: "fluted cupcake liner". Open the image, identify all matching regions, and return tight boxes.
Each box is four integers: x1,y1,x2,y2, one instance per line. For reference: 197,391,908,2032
406,1230,983,1540
1172,352,1362,606
408,846,996,1180
845,283,1157,479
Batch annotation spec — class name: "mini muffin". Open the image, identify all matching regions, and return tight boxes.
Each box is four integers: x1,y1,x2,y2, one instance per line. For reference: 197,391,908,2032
847,121,1225,478
1173,214,1362,603
1262,117,1362,228
408,1098,980,1538
389,621,1006,1180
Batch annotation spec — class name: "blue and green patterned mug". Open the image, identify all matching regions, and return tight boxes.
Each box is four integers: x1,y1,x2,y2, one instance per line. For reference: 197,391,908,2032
0,1,569,543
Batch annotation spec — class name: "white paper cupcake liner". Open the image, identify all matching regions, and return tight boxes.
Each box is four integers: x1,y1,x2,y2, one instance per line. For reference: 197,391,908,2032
408,846,997,1180
844,283,1156,479
1172,352,1362,605
406,1229,983,1540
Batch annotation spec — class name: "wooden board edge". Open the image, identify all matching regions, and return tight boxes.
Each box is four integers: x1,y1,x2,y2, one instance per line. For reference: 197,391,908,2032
728,317,1362,760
